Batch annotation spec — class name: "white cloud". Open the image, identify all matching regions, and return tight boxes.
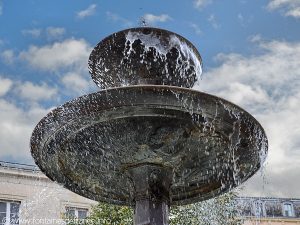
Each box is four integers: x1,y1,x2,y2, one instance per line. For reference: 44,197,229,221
19,39,91,71
194,0,212,9
208,14,219,29
18,38,96,96
237,13,245,27
267,0,300,18
61,72,91,94
77,4,97,19
0,74,89,162
21,27,66,40
0,49,14,64
0,78,59,162
16,81,58,102
22,29,42,38
190,23,202,36
197,39,300,197
285,7,300,17
106,11,133,27
46,27,65,39
143,14,172,25
248,34,262,43
216,82,270,106
0,99,51,163
0,75,92,163
0,76,13,97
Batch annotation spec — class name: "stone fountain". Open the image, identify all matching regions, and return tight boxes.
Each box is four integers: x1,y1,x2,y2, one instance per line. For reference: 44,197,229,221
30,27,268,225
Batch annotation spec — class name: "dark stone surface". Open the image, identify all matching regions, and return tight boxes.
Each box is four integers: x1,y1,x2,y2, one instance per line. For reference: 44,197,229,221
134,199,169,225
31,85,267,206
88,27,202,89
130,165,170,225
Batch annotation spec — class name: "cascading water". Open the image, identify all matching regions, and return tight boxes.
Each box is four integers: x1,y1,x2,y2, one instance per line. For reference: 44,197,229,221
30,27,268,225
0,162,66,222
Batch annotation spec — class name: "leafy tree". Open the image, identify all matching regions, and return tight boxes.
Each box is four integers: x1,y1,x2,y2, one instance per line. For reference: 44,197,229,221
170,192,243,225
87,202,133,225
65,192,243,225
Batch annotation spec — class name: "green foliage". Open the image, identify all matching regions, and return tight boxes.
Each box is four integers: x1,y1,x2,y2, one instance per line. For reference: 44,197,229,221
64,192,243,225
87,202,133,225
170,192,243,225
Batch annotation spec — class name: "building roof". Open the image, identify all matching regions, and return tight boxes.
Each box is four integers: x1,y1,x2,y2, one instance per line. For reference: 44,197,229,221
0,160,39,172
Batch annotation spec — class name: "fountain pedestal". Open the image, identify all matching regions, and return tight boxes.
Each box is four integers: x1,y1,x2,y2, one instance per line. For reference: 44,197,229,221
135,199,169,225
128,165,171,225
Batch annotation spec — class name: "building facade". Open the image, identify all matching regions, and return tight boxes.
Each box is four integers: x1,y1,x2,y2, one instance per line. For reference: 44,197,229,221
1,160,300,225
238,197,300,225
0,161,96,225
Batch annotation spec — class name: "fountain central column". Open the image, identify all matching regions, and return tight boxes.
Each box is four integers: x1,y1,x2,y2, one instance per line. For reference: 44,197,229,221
128,165,172,225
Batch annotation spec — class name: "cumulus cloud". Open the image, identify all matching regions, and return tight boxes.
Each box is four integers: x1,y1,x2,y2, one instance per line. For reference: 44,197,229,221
197,38,300,197
77,4,97,19
0,74,82,162
0,49,14,64
22,28,42,38
0,76,13,96
267,0,300,18
0,39,95,162
0,98,51,163
0,76,61,162
143,14,172,25
190,23,202,36
61,72,92,94
194,0,212,9
208,14,219,29
237,13,245,27
18,38,96,96
106,11,133,27
46,27,65,39
19,39,91,71
21,27,66,40
16,81,58,102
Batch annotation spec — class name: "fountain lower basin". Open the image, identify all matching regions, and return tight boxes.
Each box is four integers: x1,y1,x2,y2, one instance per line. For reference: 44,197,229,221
30,85,267,206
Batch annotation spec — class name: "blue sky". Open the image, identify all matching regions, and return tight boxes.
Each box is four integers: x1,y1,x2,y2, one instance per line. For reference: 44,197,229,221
0,0,300,197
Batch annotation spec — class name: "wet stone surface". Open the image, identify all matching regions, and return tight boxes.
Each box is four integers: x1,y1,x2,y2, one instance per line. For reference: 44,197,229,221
31,86,267,206
88,28,202,89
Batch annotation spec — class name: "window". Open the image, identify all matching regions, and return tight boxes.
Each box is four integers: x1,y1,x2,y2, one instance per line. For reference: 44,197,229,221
0,201,20,225
65,207,88,219
283,203,293,217
253,201,264,217
265,202,282,217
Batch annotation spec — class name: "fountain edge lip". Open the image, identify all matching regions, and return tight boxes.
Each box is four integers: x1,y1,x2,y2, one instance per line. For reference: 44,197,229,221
30,84,268,157
89,26,203,65
89,84,267,135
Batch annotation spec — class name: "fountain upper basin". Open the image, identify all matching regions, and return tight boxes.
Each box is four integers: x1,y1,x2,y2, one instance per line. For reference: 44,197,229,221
88,28,203,89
